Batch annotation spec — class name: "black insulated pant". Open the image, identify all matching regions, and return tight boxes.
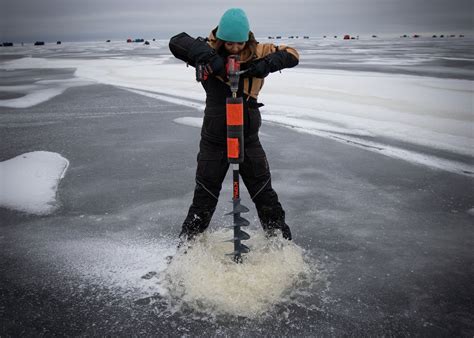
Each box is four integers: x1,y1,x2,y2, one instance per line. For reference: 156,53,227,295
181,137,290,239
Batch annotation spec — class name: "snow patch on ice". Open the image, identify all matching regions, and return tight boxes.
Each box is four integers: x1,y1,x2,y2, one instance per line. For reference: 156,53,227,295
124,88,205,111
173,117,203,128
358,57,431,66
0,78,92,108
2,56,472,175
0,151,69,214
264,117,474,175
1,57,205,108
263,114,373,137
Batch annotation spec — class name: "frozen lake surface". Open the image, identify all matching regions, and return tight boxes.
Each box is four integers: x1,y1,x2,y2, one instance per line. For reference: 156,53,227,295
0,37,473,335
2,38,473,174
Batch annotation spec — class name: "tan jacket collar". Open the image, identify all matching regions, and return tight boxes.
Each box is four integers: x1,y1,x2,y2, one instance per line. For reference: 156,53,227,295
207,27,256,63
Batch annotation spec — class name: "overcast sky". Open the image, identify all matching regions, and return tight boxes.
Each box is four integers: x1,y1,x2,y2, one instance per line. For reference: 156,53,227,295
1,0,473,42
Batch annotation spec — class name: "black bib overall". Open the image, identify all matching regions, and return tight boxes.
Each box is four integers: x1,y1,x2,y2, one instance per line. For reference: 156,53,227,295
181,73,290,240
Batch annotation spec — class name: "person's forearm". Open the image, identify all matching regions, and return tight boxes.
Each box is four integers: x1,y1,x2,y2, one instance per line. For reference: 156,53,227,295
169,32,219,67
169,32,198,66
266,50,299,72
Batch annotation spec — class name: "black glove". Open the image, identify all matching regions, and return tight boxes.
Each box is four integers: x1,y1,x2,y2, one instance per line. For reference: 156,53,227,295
196,54,226,81
187,37,226,81
245,58,271,78
207,54,226,75
246,50,299,78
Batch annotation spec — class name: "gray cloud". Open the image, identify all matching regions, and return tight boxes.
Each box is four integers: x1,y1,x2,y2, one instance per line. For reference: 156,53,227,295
1,0,472,42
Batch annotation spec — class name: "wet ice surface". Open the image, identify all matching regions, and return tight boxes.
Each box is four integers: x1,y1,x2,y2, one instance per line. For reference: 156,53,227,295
1,39,474,335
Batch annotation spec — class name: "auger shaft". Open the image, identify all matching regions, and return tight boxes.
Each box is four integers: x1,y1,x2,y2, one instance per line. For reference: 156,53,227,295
225,55,250,262
232,164,242,262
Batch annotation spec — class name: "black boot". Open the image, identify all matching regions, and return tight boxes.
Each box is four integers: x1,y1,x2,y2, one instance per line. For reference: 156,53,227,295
179,209,214,242
257,205,292,240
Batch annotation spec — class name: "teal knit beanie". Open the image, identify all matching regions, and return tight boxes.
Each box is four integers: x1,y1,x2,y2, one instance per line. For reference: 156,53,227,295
216,8,250,42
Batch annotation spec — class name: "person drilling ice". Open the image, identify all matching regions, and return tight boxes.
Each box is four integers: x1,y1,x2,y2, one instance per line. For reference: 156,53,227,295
169,8,299,251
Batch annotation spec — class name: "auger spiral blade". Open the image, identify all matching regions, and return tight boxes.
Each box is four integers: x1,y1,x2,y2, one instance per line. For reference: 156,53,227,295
223,230,250,242
224,215,249,228
235,216,250,227
225,203,249,215
225,197,251,262
235,230,250,240
225,243,250,256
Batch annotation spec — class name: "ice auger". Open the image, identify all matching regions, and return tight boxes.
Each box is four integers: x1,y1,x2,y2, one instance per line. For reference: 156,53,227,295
225,55,250,263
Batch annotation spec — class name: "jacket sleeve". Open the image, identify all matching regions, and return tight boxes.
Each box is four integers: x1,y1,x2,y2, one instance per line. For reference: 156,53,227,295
169,32,217,68
258,44,299,72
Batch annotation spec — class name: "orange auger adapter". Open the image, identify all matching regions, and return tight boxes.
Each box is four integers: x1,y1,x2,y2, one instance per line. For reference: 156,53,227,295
225,55,250,263
226,98,244,163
